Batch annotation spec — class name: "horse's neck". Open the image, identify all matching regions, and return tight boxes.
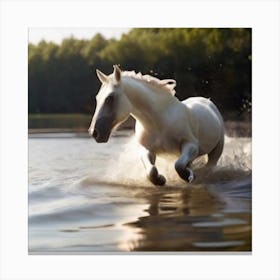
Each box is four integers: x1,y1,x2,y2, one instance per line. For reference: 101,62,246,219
122,77,176,130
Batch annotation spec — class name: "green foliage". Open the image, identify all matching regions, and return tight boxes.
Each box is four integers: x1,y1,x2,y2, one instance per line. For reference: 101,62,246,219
28,28,251,120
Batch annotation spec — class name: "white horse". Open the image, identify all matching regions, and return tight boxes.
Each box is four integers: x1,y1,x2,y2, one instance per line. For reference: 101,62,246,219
89,65,224,186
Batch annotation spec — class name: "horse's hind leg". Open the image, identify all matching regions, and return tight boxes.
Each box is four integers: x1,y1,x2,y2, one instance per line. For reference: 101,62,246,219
175,142,199,183
206,137,224,167
140,148,166,186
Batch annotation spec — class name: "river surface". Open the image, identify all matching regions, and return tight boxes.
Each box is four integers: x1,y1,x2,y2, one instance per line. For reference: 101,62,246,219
28,131,251,253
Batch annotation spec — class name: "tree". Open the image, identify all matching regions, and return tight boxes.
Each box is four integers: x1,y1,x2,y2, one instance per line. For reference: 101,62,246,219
28,28,251,120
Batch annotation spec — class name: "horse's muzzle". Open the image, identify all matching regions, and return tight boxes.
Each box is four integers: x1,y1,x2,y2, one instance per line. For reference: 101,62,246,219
92,129,98,139
91,128,109,143
90,117,112,143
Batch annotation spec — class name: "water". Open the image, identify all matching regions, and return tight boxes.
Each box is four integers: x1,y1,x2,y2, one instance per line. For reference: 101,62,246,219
28,131,251,253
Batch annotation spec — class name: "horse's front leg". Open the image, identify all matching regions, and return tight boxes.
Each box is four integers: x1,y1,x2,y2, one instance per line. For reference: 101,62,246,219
140,148,166,186
175,142,199,183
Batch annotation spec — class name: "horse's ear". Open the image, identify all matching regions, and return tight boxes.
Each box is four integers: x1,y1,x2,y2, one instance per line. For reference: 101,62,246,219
96,69,108,84
113,65,121,83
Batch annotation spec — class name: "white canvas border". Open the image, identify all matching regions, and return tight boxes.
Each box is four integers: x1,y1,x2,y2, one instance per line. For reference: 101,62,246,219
1,0,280,280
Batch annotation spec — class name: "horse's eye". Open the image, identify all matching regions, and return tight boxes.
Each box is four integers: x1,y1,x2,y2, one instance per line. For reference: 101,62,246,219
105,94,114,104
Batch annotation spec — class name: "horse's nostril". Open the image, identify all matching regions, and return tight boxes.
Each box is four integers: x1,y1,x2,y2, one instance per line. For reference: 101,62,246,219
92,129,98,139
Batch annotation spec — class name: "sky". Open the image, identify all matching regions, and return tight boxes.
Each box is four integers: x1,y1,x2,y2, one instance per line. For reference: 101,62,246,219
28,28,131,44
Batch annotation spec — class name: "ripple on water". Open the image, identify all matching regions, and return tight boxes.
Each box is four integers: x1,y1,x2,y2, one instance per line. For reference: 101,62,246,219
192,218,247,228
29,134,251,253
193,240,246,249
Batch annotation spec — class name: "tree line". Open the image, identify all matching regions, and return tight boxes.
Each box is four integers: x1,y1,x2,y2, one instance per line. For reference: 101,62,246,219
28,28,251,120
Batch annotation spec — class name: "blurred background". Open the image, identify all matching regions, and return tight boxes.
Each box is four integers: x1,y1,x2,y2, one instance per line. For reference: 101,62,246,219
28,28,251,136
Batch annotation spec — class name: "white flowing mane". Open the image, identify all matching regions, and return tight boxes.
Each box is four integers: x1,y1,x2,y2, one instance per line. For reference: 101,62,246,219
121,70,177,96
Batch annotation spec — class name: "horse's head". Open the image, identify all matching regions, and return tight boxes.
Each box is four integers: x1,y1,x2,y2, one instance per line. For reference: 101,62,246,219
89,65,132,143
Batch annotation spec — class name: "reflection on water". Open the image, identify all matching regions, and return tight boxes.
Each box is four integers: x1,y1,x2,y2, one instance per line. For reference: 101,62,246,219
123,185,251,251
29,132,251,253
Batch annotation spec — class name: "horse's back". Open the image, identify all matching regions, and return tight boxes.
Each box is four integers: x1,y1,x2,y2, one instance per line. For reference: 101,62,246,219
183,97,223,123
182,97,224,153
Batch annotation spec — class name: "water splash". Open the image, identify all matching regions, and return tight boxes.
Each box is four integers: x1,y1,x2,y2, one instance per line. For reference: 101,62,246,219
82,134,251,188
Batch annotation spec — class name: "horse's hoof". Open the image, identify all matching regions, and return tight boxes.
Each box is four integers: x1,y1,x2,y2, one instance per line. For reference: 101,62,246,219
148,167,166,186
175,164,195,183
156,174,166,186
186,168,195,183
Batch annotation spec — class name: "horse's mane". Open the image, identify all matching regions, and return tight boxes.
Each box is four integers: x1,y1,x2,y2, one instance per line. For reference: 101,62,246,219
121,70,176,96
